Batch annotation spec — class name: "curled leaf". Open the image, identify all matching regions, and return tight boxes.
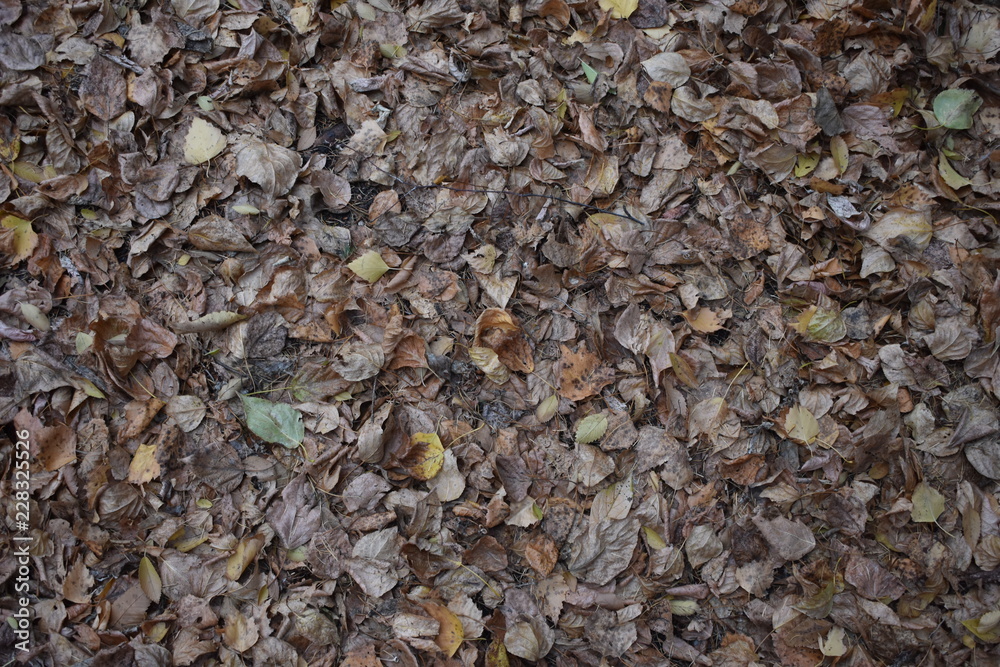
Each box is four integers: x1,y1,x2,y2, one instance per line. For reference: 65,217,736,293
469,346,510,385
172,311,247,333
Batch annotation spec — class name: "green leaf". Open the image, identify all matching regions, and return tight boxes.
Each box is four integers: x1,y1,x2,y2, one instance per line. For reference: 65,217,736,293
575,414,608,444
240,394,305,449
580,60,599,85
933,89,982,130
910,481,946,523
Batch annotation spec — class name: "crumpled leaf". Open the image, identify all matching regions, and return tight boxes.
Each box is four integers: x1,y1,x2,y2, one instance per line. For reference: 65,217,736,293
641,52,690,86
347,527,400,598
240,394,305,449
504,616,554,661
752,514,816,561
234,136,302,198
864,208,933,251
469,346,510,385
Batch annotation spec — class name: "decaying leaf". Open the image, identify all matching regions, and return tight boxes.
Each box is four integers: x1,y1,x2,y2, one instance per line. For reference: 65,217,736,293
400,432,445,481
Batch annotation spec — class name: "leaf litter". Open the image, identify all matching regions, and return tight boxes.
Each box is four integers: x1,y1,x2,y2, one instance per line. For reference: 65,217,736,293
1,0,1000,664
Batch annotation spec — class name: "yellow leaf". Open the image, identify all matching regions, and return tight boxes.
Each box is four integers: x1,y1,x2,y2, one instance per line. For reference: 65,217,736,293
226,534,265,580
407,432,444,481
469,345,510,385
682,307,724,333
668,599,699,616
348,250,390,283
536,394,559,423
964,611,1000,643
598,0,637,18
643,526,667,550
939,152,970,189
575,414,608,444
486,639,509,667
183,117,227,165
422,602,464,657
910,481,946,523
831,136,849,175
794,152,819,177
128,443,161,485
10,161,44,183
1,215,38,263
232,204,260,215
146,621,168,642
76,333,94,354
785,405,819,445
78,378,106,399
819,626,848,656
138,556,162,603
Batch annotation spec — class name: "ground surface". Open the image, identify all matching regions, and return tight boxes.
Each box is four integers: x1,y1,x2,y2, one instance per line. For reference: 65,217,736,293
2,0,1000,665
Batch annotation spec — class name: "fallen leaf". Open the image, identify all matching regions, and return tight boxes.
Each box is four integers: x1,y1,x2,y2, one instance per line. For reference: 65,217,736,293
240,394,305,449
183,118,227,165
575,414,608,444
933,89,982,130
910,481,945,523
402,432,445,481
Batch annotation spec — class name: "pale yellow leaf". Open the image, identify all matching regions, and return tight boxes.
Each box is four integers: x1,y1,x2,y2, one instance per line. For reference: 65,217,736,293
831,136,848,175
138,556,162,603
938,152,970,189
786,405,819,445
19,303,49,331
183,117,227,165
911,481,946,523
536,395,558,423
348,250,390,282
1,215,38,263
469,346,510,385
819,627,848,657
598,0,637,18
